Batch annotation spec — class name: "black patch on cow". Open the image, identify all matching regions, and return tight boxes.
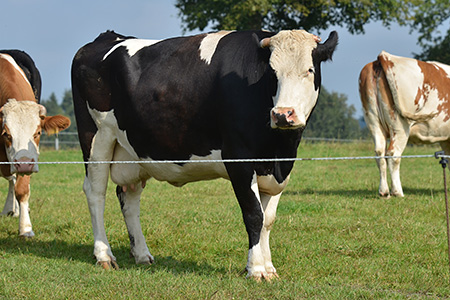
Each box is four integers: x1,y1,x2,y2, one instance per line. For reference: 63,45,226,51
116,185,125,211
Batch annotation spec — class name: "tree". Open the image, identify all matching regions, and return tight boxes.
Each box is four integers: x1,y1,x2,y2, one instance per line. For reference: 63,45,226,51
41,92,63,116
414,28,450,64
60,89,77,132
303,87,363,139
176,0,450,64
175,0,413,33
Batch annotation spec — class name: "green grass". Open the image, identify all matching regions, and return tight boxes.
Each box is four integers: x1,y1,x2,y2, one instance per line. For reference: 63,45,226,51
0,142,449,299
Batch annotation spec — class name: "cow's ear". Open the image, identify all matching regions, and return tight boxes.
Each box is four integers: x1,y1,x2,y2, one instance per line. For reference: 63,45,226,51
41,115,71,135
260,37,271,48
314,31,338,62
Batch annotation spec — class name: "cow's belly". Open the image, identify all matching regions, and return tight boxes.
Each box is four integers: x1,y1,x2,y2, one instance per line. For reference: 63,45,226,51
110,143,229,187
89,107,229,186
142,150,229,186
409,115,450,144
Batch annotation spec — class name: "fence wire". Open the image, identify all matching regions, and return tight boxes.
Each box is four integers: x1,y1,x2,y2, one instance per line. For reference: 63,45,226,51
1,153,446,165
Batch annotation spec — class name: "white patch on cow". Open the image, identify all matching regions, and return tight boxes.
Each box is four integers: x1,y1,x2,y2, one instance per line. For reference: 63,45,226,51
268,30,319,128
1,100,41,173
246,242,266,278
199,31,232,65
380,52,425,114
102,39,160,61
257,174,290,196
0,54,30,85
87,107,229,187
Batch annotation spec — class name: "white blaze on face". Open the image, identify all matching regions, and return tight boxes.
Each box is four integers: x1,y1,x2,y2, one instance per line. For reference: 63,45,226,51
1,99,42,173
199,31,233,65
268,30,319,129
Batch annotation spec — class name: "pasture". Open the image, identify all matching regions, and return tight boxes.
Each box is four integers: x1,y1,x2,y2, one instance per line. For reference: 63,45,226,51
0,141,449,299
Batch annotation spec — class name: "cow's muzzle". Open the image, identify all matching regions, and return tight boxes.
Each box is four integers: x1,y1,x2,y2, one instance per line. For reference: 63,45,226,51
13,157,36,175
270,108,302,129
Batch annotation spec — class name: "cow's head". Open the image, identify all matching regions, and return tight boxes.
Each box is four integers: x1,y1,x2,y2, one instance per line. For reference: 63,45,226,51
260,30,338,129
0,99,71,175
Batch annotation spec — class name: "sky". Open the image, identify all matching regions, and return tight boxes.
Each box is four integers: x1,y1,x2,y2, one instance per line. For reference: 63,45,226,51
2,0,430,118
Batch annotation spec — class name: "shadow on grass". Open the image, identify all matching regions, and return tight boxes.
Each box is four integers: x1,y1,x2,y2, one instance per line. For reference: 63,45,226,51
0,236,228,276
284,187,440,198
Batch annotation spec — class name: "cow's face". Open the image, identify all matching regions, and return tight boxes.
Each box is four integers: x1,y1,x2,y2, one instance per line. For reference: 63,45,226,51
261,30,338,129
0,99,70,175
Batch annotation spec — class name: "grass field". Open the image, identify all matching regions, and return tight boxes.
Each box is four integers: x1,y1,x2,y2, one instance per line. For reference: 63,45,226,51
0,141,449,299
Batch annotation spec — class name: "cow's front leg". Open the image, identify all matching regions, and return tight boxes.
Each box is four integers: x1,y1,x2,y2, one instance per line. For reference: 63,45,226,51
15,175,33,237
227,166,266,279
1,176,19,217
116,185,154,265
259,192,282,280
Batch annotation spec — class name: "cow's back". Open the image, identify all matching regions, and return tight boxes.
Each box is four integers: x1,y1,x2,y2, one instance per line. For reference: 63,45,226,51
0,50,41,102
0,54,36,105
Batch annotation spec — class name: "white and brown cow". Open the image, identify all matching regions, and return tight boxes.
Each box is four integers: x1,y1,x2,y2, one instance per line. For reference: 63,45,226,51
359,51,450,197
0,51,70,236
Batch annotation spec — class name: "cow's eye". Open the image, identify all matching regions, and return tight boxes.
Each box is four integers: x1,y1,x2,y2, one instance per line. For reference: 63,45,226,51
308,67,315,74
34,131,41,139
2,131,11,141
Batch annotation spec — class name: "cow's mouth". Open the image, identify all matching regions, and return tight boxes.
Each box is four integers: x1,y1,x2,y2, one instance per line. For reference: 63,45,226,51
13,158,36,175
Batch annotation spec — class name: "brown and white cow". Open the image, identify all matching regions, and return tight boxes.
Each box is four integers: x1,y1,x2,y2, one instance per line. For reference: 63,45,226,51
0,51,70,236
359,51,450,197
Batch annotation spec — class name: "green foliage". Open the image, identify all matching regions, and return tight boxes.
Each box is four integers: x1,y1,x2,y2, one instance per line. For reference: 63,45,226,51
304,87,365,139
1,144,449,299
41,90,76,132
414,28,450,64
175,0,450,66
41,92,63,116
175,0,412,33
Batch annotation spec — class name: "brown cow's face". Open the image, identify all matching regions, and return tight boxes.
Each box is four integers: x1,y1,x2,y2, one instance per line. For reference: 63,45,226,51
0,99,45,174
0,99,70,175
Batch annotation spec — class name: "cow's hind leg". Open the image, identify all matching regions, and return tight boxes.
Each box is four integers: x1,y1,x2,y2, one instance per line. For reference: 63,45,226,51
373,130,390,197
259,192,281,280
16,175,34,237
1,176,19,217
116,185,154,265
386,129,409,197
84,132,118,269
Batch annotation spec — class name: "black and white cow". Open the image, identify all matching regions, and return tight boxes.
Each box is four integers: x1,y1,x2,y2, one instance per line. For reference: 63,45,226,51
71,29,338,279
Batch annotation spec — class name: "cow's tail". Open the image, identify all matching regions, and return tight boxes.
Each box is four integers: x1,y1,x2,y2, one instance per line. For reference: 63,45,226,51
377,51,438,123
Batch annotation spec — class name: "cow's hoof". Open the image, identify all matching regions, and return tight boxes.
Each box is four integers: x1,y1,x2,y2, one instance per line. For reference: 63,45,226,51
264,272,279,281
97,259,119,270
19,231,35,238
1,211,19,217
379,191,390,198
391,192,404,198
131,251,154,265
136,255,154,265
